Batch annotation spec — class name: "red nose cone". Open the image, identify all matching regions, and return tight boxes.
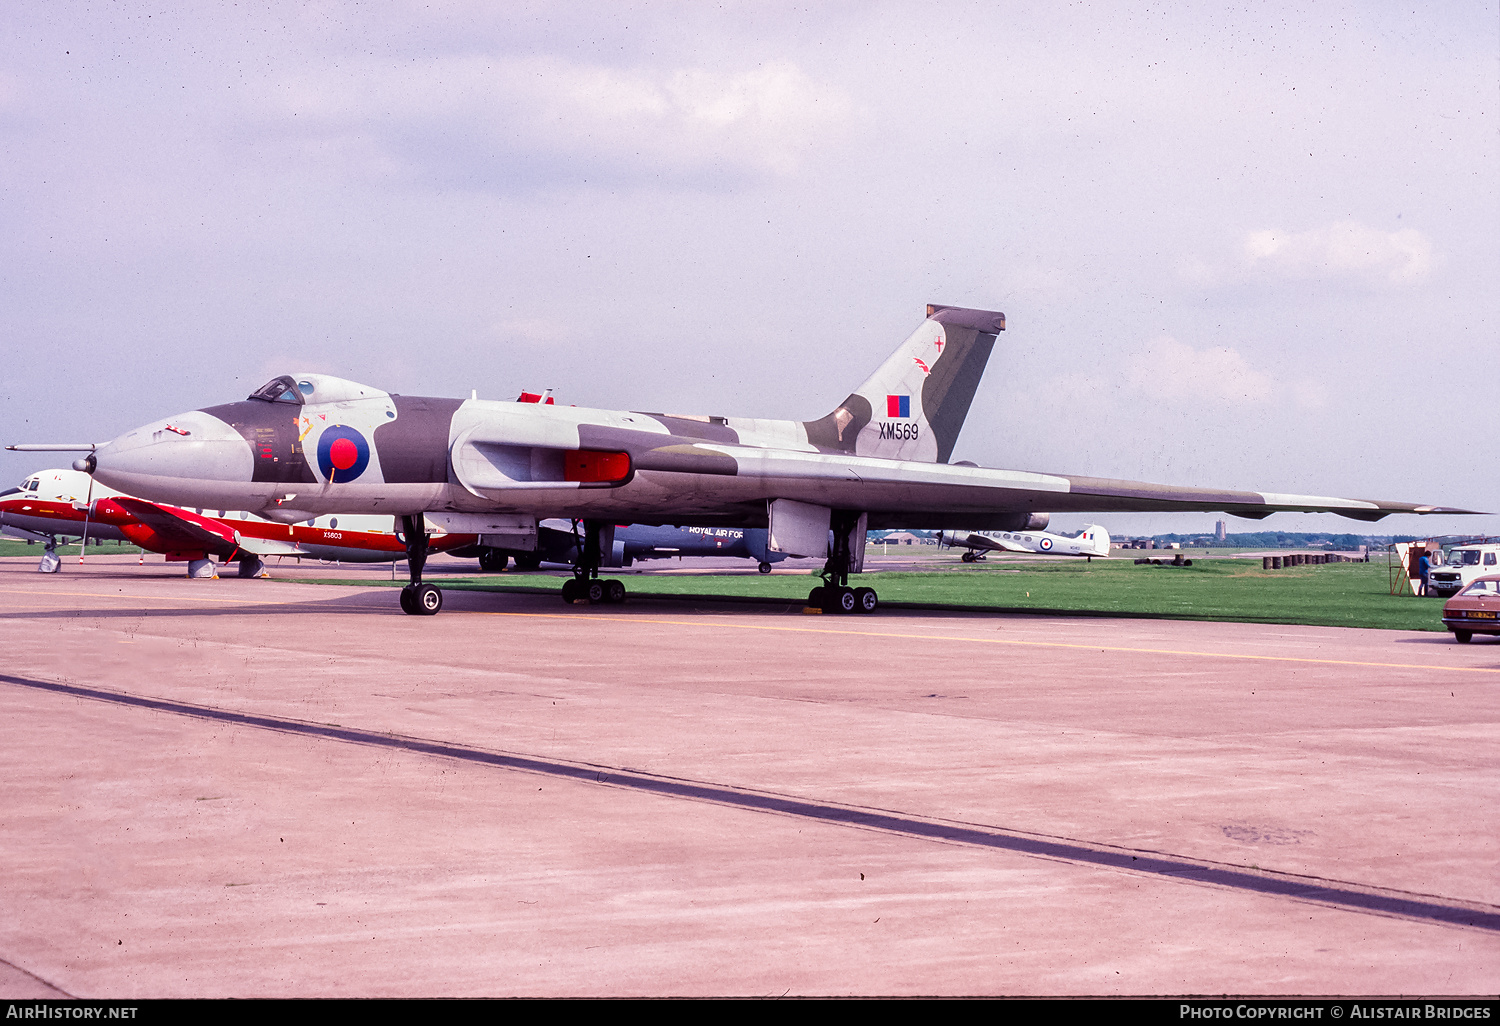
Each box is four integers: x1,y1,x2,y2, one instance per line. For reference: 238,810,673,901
329,437,360,471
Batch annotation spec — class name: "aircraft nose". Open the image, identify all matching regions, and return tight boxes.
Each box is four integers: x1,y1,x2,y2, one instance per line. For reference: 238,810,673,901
91,410,258,507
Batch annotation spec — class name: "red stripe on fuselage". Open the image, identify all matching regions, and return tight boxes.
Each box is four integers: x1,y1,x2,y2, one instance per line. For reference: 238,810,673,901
3,495,473,560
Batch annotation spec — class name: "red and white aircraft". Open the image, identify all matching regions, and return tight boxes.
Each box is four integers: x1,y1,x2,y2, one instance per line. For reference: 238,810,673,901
0,468,475,576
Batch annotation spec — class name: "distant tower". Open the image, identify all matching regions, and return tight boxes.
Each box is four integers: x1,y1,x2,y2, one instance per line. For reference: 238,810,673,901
1215,519,1227,542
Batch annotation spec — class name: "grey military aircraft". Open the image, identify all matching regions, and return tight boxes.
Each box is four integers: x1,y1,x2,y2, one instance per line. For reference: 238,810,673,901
463,521,788,575
39,303,1474,615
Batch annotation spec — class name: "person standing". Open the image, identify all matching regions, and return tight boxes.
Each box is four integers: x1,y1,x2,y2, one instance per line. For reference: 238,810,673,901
1418,550,1431,596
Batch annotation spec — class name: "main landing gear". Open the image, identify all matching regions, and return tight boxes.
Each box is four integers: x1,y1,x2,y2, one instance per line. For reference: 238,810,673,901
806,511,879,614
561,520,627,605
398,513,443,616
807,584,879,614
960,550,986,563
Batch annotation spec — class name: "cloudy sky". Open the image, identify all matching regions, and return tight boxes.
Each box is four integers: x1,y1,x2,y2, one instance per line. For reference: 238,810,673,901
3,1,1496,537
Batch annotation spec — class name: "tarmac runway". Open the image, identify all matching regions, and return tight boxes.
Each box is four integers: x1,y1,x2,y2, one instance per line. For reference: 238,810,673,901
2,555,1497,997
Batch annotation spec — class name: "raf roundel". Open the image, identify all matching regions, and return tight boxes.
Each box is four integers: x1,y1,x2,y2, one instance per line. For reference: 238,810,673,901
316,426,371,483
1039,536,1053,551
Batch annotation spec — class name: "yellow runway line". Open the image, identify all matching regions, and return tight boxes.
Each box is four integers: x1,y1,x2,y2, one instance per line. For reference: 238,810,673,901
0,586,322,606
4,583,1493,675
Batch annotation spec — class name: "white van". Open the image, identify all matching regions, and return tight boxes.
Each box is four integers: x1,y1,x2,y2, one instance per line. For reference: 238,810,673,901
1428,544,1500,597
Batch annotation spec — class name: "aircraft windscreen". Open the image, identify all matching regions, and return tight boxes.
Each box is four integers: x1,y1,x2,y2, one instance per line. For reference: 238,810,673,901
248,375,304,404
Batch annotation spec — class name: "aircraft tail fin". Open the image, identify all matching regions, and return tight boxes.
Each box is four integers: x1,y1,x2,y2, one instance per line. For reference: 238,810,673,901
1081,525,1111,556
803,304,1003,463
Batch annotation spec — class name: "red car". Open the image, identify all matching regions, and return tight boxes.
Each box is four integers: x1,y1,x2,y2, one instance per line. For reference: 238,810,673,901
1441,575,1500,643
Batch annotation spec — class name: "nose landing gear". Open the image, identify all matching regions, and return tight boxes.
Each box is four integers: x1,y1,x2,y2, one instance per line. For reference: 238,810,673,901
237,555,268,578
400,581,443,615
37,536,61,574
398,513,442,615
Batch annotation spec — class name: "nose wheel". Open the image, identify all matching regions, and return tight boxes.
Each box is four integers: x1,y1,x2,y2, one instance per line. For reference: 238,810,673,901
400,582,443,615
398,513,443,615
37,536,62,574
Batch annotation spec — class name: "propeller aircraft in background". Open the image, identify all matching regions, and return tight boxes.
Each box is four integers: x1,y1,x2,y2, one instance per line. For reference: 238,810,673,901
940,523,1111,562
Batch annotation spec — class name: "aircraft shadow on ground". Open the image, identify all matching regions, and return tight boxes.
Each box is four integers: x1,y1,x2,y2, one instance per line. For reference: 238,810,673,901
0,585,840,621
0,589,990,621
6,575,1485,633
0,588,404,621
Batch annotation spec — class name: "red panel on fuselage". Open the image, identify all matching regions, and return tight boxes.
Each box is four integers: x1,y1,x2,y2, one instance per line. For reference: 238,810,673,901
564,451,631,484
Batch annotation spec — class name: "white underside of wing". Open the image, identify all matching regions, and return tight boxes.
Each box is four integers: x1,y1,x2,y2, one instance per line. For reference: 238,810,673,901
1255,492,1382,512
702,444,1072,492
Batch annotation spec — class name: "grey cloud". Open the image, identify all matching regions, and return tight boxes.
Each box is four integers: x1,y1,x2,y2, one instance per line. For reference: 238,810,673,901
1,1,1495,534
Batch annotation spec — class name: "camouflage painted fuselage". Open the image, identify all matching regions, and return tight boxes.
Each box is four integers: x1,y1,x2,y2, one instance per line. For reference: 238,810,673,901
83,305,1469,530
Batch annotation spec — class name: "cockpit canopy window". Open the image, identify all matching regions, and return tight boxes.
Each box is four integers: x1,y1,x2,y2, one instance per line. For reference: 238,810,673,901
2,477,40,496
249,375,304,405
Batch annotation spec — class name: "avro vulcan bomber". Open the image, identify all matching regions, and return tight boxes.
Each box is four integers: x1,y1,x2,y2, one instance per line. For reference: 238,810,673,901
31,304,1474,615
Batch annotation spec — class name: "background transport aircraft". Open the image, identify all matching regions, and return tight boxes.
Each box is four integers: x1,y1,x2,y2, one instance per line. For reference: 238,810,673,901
940,524,1111,561
0,468,474,576
610,524,787,573
466,521,788,574
27,304,1474,616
